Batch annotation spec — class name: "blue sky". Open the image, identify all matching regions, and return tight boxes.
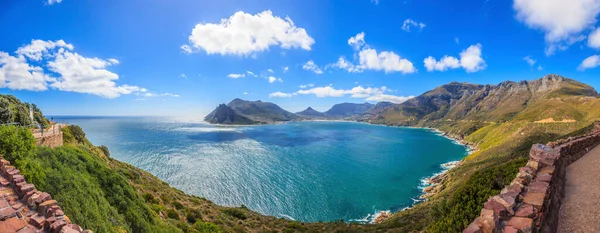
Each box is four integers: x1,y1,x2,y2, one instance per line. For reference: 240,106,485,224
2,0,600,117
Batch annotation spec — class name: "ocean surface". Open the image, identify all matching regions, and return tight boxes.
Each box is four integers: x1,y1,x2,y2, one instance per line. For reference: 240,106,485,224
52,116,468,222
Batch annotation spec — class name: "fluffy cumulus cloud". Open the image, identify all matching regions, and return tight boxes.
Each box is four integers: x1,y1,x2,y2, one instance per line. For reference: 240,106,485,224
348,32,366,50
578,55,600,70
358,48,415,73
302,60,323,74
270,85,413,104
588,28,600,49
0,39,170,98
182,10,315,56
513,0,600,55
329,32,415,74
401,19,426,32
423,44,486,73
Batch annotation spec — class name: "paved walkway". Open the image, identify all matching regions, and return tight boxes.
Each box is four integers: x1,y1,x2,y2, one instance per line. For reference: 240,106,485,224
557,145,600,232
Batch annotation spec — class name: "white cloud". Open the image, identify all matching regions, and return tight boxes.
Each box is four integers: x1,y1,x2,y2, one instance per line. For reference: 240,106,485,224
588,28,600,49
371,0,379,4
423,44,486,73
329,57,363,73
268,76,283,83
246,71,258,77
358,48,415,74
455,37,460,44
348,32,366,50
289,85,413,103
0,52,49,91
460,44,486,72
537,65,544,70
227,73,245,79
182,10,315,56
0,39,163,98
366,94,414,104
302,60,323,74
141,92,180,98
47,49,145,98
267,69,274,73
423,56,460,72
523,56,536,66
16,39,73,61
269,92,294,98
401,19,426,32
179,73,187,79
243,92,248,95
578,55,600,70
330,32,415,74
514,0,600,55
282,66,289,73
47,0,63,5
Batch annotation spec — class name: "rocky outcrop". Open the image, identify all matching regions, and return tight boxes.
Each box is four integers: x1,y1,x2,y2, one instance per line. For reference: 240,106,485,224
0,156,90,233
463,122,600,233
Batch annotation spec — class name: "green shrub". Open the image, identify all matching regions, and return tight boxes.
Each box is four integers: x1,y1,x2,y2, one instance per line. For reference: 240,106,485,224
173,201,184,210
0,125,36,162
167,209,180,220
186,208,202,224
143,193,158,204
223,208,247,220
193,221,223,233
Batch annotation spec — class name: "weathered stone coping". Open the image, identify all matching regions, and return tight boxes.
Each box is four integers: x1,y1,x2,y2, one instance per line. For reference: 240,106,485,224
0,156,91,233
464,123,600,233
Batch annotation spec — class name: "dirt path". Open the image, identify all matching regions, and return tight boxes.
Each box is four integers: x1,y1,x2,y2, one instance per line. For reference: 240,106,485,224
557,145,600,232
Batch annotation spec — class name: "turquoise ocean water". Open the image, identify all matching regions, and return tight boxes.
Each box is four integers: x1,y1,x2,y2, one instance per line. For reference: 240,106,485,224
52,116,468,222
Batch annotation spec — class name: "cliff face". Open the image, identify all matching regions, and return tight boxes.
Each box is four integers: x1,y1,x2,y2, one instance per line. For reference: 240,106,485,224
374,74,599,125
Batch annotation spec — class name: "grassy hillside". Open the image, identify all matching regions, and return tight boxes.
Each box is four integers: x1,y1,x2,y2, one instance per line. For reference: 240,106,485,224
368,75,600,231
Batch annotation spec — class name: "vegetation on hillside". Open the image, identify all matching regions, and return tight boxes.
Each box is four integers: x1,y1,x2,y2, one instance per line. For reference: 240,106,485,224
370,75,600,231
0,94,49,127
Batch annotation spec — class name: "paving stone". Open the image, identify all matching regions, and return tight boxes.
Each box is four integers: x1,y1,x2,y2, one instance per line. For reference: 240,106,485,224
0,217,28,232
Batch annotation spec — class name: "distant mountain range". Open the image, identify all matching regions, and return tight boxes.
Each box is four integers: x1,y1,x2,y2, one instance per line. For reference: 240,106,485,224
205,75,600,126
205,99,379,124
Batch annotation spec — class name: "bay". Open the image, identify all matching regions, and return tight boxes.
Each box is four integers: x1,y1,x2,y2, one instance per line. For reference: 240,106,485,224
52,116,468,222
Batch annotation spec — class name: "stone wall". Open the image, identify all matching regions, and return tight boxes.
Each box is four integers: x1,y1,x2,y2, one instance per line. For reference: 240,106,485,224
35,133,63,148
0,155,91,233
464,123,600,233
